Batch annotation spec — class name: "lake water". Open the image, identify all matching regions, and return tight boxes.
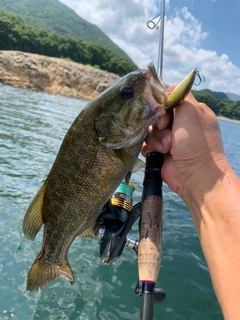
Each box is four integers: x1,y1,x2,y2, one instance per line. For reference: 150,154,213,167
1,83,240,320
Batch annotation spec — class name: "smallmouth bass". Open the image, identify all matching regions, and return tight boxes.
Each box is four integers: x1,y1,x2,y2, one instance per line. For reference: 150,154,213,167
23,63,169,291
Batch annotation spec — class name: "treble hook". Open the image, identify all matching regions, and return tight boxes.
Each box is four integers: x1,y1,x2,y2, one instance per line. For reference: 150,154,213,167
194,70,205,86
147,13,162,30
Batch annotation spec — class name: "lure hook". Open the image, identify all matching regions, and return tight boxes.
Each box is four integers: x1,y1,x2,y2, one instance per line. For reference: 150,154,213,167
194,70,205,86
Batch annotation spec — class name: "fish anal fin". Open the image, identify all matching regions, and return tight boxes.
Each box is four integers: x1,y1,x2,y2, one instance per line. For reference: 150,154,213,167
77,224,96,238
23,182,47,240
27,256,74,291
125,172,132,185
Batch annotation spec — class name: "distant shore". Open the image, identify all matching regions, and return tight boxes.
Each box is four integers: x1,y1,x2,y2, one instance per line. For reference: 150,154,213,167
0,50,120,100
1,51,240,124
217,116,240,124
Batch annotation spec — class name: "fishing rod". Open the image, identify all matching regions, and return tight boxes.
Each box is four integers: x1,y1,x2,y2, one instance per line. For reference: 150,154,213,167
138,2,202,317
95,2,167,318
137,1,166,319
157,0,165,79
137,152,165,319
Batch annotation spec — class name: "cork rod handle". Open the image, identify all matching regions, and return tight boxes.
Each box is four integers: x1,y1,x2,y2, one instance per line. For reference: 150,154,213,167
138,152,163,284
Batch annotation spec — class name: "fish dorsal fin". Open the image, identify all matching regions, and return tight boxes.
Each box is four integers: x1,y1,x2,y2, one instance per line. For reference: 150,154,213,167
23,182,47,240
116,149,145,173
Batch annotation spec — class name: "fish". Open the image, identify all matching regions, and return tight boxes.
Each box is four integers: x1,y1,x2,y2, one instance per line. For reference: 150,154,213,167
23,63,196,291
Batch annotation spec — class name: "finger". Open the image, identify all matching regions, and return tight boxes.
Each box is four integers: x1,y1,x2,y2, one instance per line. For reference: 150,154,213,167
141,127,172,157
156,111,172,130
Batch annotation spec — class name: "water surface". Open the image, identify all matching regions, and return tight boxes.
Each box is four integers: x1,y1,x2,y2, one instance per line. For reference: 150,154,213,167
1,83,239,319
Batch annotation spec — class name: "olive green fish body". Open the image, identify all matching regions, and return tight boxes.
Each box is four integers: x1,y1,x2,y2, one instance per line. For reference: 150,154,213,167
24,105,134,290
41,118,127,257
23,63,171,291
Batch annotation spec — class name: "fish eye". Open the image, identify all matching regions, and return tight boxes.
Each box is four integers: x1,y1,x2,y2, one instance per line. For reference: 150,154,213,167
120,86,134,100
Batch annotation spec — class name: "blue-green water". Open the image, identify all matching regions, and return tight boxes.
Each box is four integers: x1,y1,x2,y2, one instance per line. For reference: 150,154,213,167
1,83,240,319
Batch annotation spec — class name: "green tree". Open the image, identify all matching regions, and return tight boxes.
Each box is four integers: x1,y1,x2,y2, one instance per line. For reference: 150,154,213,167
0,9,137,76
192,90,220,114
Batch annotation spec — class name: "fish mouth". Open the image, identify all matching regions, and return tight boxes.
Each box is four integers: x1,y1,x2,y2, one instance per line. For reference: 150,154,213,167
143,63,168,113
147,62,160,82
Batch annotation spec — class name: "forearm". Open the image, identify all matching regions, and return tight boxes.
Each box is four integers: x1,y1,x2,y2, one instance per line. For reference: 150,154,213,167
184,162,240,319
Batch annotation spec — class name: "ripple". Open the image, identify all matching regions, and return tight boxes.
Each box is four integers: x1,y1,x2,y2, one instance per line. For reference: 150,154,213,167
0,84,231,319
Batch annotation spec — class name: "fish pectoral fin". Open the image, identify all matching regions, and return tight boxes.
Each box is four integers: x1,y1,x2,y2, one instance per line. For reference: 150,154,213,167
23,182,47,240
116,149,145,173
27,255,74,291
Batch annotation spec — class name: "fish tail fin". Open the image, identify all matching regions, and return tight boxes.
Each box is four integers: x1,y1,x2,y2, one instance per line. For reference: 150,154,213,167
26,256,74,291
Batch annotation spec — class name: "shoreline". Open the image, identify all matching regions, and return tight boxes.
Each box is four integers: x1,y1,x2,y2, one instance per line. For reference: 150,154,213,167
0,51,239,124
217,116,240,124
0,50,120,100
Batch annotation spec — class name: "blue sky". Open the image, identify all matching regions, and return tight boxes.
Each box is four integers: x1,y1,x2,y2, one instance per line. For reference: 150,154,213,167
172,0,239,67
59,0,240,94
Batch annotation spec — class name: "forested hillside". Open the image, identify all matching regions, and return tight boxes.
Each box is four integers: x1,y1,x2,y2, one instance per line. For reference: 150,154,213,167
192,89,240,120
0,10,137,76
202,89,229,100
0,0,130,60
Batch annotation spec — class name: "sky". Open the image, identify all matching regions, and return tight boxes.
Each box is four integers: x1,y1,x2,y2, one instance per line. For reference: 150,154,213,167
59,0,240,94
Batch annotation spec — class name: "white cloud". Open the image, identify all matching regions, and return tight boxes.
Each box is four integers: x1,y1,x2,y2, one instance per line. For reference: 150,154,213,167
60,0,240,94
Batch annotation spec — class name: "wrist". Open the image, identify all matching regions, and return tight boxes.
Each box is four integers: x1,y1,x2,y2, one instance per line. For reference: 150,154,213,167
182,157,236,229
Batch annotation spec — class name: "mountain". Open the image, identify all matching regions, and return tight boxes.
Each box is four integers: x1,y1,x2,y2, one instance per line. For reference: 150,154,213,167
226,92,240,101
0,9,137,76
201,89,230,100
199,89,240,102
0,0,131,60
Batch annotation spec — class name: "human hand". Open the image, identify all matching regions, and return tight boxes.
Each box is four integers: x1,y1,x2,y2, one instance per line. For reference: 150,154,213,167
142,85,240,319
141,85,229,205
